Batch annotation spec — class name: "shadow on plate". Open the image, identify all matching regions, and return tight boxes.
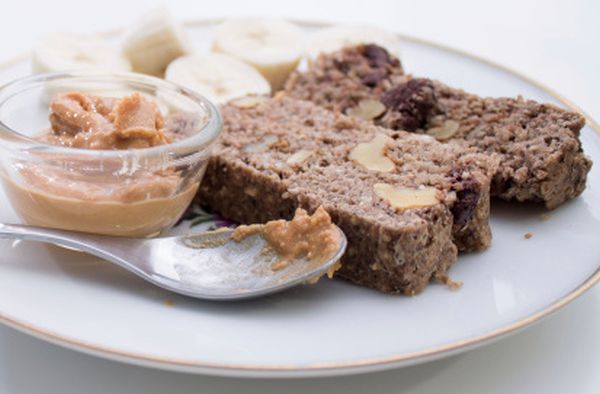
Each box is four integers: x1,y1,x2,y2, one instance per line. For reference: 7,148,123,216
490,198,550,222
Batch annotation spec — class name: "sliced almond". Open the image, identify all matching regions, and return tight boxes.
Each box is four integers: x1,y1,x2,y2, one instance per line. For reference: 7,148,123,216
230,95,268,109
286,149,314,166
346,99,386,120
373,183,441,210
243,134,278,153
425,120,459,141
349,133,395,172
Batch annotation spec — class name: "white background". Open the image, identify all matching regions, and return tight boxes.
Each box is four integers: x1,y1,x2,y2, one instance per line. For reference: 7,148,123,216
0,0,598,392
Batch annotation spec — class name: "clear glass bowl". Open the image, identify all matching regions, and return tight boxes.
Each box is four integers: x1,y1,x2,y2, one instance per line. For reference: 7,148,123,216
0,72,222,237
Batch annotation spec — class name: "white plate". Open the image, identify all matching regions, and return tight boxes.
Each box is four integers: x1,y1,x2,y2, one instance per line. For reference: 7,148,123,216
0,20,598,378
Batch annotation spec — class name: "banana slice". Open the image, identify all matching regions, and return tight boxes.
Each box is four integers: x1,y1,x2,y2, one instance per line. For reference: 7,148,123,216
122,5,192,77
212,18,304,91
165,53,271,105
306,25,401,61
32,32,131,73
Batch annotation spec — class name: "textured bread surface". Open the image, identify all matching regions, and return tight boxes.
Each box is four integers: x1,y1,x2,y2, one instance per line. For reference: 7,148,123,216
285,44,592,209
198,96,496,294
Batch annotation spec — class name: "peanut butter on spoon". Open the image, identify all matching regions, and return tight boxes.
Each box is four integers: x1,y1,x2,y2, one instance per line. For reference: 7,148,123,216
232,207,343,278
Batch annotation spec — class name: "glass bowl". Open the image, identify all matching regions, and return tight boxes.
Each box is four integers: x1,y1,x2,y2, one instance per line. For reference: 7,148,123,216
0,72,222,237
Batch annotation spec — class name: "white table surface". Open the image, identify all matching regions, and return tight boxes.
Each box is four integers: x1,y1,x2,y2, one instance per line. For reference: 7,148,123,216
0,0,598,392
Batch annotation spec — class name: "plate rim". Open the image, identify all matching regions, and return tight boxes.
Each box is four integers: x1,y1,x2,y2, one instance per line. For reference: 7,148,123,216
0,17,598,377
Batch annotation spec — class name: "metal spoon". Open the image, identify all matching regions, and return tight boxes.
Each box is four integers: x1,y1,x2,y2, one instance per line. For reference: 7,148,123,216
0,223,347,300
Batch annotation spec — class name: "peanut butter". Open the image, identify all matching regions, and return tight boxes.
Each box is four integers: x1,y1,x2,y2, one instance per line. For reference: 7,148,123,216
43,92,174,149
232,207,342,273
2,92,200,237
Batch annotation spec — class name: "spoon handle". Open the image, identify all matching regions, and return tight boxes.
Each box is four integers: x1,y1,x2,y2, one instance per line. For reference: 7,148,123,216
0,223,106,249
0,223,147,276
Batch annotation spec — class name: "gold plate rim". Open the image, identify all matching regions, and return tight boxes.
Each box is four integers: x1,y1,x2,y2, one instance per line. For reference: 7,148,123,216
0,18,598,376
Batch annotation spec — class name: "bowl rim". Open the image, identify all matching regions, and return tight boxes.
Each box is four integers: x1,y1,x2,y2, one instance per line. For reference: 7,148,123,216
0,71,222,159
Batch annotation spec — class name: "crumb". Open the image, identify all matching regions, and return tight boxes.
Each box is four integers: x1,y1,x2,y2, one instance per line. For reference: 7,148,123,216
164,299,175,307
524,232,533,240
539,213,551,221
435,273,463,290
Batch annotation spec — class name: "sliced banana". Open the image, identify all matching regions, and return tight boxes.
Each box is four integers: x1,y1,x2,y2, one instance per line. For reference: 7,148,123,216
32,32,131,74
212,18,304,91
306,25,401,61
165,53,271,105
122,5,192,77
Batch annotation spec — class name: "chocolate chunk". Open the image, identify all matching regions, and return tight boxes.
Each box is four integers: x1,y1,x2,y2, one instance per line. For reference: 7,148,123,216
380,78,436,131
451,183,480,227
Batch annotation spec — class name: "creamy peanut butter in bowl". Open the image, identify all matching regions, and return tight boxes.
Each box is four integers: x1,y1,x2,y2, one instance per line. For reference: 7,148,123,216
0,72,222,237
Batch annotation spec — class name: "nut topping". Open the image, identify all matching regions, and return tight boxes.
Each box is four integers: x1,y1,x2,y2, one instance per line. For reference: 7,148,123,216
230,95,268,109
425,120,459,141
373,183,440,210
286,149,314,165
349,133,395,172
346,98,386,120
243,134,278,153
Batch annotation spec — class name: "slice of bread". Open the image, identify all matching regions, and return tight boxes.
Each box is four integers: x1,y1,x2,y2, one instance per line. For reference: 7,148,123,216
285,44,592,209
198,95,496,294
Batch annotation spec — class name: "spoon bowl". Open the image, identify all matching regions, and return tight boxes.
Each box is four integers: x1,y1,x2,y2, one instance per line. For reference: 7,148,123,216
0,223,347,300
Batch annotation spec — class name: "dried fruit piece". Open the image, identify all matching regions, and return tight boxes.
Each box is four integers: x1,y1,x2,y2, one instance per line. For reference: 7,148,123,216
363,44,393,67
287,149,314,165
373,183,440,210
451,183,480,226
347,98,386,120
425,120,459,141
230,95,269,109
380,78,436,131
349,133,395,172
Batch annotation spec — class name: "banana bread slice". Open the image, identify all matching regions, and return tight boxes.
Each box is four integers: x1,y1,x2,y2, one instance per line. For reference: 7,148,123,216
284,44,592,209
198,95,496,294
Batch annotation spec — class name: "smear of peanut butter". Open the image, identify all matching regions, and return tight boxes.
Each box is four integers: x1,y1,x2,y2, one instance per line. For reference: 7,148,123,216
109,93,169,148
46,92,169,149
49,92,114,137
232,206,342,272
